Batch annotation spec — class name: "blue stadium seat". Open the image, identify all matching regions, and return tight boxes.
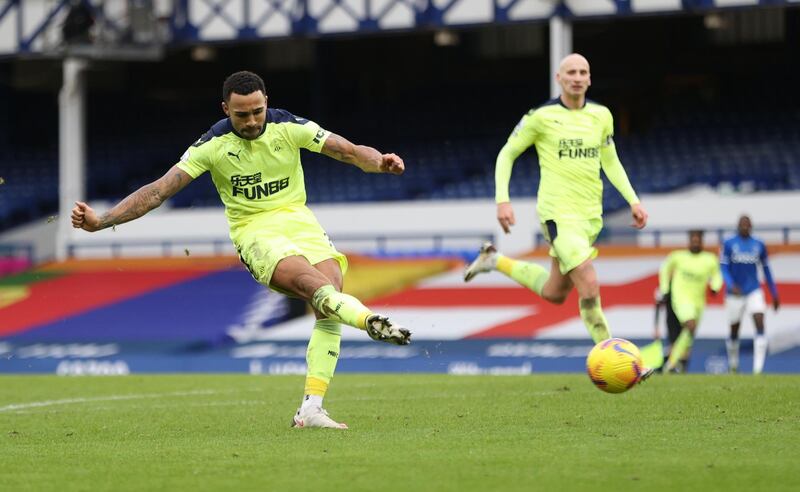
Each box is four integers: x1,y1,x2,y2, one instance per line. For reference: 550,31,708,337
2,92,799,232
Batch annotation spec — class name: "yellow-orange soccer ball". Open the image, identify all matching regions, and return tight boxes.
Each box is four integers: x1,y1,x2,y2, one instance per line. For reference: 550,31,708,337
586,338,644,394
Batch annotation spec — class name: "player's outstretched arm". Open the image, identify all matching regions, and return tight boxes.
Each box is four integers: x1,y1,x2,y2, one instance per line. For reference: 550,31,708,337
71,165,193,232
321,133,404,175
600,139,646,229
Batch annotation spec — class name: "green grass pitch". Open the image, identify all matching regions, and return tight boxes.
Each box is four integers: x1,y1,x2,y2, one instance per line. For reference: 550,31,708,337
1,374,798,491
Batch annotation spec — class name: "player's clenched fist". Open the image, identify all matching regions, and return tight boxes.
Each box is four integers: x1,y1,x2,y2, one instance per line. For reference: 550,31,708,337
630,203,648,230
380,153,404,175
71,201,101,232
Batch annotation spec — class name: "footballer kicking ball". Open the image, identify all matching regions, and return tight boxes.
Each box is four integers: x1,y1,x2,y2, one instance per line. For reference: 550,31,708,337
586,338,643,394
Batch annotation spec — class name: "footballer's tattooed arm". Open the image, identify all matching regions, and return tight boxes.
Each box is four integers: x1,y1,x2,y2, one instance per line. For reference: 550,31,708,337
321,133,404,175
71,165,193,232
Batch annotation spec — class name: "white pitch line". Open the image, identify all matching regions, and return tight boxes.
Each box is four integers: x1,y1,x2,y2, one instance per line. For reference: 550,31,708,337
0,389,219,413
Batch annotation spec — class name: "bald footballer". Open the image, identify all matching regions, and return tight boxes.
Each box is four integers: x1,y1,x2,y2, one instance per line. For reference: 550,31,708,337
465,54,651,377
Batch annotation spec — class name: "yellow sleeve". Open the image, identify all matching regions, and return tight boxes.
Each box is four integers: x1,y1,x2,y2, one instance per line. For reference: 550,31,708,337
659,253,676,294
284,118,331,153
709,256,724,293
496,110,538,203
176,138,215,178
599,109,639,205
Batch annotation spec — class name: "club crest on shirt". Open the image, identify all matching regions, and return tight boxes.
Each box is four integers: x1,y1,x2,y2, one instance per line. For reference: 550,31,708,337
271,138,286,153
731,245,759,264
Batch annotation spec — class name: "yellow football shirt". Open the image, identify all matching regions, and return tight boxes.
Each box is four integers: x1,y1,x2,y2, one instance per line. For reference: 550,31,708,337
495,98,639,221
659,250,724,307
177,108,330,237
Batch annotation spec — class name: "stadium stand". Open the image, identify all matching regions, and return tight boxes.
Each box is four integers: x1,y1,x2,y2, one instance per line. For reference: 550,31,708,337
1,10,799,233
2,93,799,231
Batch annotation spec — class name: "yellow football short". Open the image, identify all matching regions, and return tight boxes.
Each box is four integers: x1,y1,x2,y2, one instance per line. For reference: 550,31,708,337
232,205,347,294
541,218,602,274
670,296,704,325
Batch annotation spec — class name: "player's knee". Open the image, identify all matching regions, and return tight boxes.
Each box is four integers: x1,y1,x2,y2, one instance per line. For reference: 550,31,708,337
571,273,599,299
543,291,568,304
577,281,599,300
291,271,329,300
570,261,599,297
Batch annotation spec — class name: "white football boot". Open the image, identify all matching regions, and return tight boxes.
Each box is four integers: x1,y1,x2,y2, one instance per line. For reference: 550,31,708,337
637,366,656,384
463,242,498,282
292,405,348,429
366,315,411,345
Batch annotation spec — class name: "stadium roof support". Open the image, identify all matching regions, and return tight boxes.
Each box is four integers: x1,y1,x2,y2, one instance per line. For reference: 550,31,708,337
56,57,87,261
549,14,572,99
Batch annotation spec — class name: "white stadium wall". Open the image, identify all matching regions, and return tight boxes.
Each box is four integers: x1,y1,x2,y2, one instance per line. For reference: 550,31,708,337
605,187,800,247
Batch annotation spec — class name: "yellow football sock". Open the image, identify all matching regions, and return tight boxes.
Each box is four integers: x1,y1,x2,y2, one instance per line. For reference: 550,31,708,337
667,328,693,371
496,256,548,296
304,319,342,396
304,377,328,397
579,297,612,343
311,285,372,330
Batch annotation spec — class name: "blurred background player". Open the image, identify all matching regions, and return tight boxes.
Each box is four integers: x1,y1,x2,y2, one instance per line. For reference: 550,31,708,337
652,288,684,372
71,71,411,429
463,54,649,367
659,230,723,373
721,215,780,374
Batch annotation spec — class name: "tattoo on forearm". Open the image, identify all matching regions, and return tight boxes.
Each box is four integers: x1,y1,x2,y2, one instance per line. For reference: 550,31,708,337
323,137,353,163
170,171,186,189
98,183,163,229
90,168,188,230
326,146,349,162
348,145,381,172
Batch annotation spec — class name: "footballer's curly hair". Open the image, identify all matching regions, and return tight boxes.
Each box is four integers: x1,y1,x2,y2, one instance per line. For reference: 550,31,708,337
222,71,266,102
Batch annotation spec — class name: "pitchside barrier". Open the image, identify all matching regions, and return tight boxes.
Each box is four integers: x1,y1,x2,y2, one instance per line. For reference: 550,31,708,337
2,339,799,375
0,243,34,275
539,225,800,248
1,240,798,375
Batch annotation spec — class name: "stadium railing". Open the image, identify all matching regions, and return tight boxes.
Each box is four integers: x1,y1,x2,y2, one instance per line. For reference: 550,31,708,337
535,225,800,247
9,225,798,267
